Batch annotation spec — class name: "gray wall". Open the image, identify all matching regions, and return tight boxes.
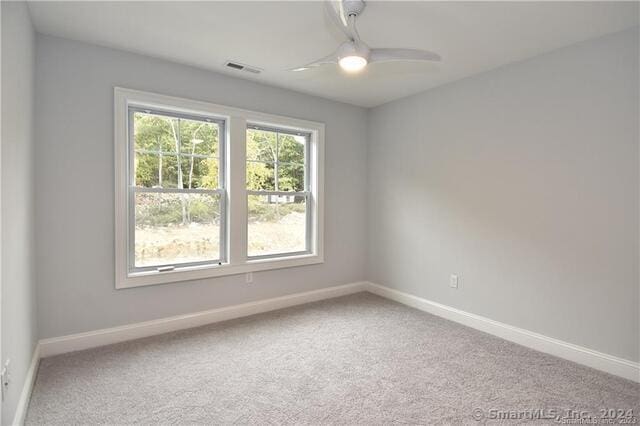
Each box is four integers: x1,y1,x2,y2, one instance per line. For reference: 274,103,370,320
30,23,640,366
367,28,639,362
1,2,37,424
34,35,368,339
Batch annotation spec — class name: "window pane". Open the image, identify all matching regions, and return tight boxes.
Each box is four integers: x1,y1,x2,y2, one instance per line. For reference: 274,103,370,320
248,195,306,257
278,163,305,192
278,133,305,164
179,118,219,157
134,112,178,153
247,128,276,162
181,157,219,189
246,161,275,191
135,192,221,267
135,153,179,188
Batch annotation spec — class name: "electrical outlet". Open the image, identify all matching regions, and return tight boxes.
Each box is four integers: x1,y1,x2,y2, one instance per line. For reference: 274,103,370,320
449,274,459,289
246,272,253,284
1,359,10,402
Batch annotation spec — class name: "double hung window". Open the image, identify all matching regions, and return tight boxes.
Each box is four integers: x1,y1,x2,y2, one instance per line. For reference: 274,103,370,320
115,88,324,288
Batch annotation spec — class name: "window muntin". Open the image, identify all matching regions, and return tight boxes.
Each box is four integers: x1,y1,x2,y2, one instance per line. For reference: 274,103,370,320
115,88,324,288
129,107,226,272
246,125,310,258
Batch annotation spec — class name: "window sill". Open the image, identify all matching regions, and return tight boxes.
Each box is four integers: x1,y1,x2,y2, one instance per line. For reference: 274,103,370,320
116,253,324,289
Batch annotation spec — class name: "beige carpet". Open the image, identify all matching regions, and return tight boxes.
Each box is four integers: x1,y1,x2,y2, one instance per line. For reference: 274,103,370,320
26,293,639,424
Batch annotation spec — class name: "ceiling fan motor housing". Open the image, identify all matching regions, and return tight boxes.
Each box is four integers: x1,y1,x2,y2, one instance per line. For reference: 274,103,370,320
338,40,370,61
289,0,440,72
343,0,366,17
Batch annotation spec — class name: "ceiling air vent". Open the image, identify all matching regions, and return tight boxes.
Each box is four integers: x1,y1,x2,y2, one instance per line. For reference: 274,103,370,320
225,61,263,75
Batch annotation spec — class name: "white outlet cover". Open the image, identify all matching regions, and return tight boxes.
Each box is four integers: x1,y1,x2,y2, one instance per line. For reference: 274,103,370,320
1,359,9,402
450,274,459,288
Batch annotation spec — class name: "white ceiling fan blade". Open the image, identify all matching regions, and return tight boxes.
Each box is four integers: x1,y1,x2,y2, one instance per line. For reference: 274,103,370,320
290,51,338,72
370,48,442,64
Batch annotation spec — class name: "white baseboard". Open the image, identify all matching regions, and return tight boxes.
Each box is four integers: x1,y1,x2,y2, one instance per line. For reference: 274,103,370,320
11,344,40,426
39,281,368,358
35,280,639,385
366,282,640,383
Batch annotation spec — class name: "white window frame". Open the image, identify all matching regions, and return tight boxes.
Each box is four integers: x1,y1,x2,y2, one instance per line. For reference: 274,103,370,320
128,106,228,273
115,88,324,289
246,123,312,260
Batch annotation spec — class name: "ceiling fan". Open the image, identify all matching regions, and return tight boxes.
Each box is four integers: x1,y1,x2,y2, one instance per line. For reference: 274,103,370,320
291,0,442,73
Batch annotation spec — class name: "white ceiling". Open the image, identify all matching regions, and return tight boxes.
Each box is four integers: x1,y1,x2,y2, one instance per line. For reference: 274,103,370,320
28,1,639,107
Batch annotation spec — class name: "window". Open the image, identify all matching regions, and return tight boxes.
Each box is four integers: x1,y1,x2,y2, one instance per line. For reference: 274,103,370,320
246,125,310,258
115,88,324,288
130,108,226,272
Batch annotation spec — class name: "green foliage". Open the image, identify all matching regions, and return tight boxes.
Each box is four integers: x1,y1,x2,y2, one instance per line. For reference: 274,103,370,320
247,128,276,162
188,198,219,223
135,194,182,227
133,112,219,189
278,134,304,164
134,116,306,226
278,163,304,192
246,161,274,191
135,193,220,227
246,129,305,192
248,195,306,222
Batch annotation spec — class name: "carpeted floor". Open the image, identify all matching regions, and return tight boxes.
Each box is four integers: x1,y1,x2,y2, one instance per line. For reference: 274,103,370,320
27,293,639,425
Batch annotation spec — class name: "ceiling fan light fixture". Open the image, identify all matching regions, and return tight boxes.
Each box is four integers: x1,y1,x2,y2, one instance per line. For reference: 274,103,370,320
338,55,368,72
288,1,441,74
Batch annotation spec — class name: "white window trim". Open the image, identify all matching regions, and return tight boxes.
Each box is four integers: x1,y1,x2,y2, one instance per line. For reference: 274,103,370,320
114,87,324,289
